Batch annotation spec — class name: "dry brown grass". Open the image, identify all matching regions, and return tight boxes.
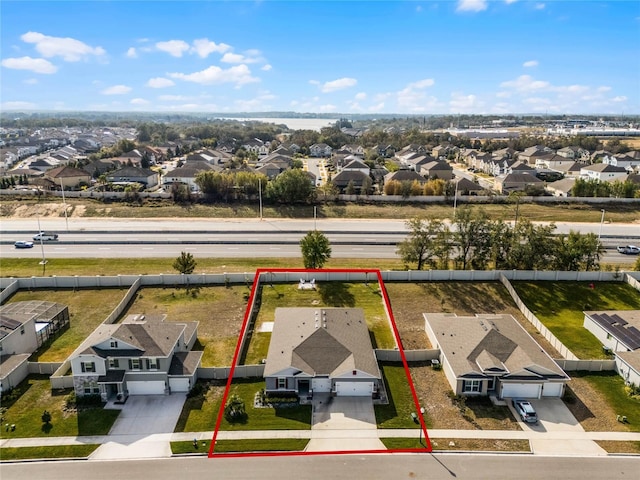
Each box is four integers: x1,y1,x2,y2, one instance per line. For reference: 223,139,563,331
594,440,640,454
431,438,530,452
563,377,631,432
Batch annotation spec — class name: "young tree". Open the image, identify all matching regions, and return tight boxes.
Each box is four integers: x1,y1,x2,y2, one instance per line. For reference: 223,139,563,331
173,251,197,275
224,394,247,423
397,217,448,270
452,206,492,270
300,230,332,269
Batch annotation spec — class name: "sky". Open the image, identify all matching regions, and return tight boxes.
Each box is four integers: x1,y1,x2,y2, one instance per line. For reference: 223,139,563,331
1,1,639,115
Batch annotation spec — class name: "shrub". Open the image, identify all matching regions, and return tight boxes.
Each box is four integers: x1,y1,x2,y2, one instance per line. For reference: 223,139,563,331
224,394,247,423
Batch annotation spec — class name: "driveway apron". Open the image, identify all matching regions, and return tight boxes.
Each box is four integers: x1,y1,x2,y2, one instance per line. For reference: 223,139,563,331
305,395,385,452
89,395,186,460
513,399,607,456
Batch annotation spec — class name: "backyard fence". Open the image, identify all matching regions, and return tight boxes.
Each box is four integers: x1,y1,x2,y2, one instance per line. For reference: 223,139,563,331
375,349,439,363
28,362,62,375
554,359,617,372
198,364,265,380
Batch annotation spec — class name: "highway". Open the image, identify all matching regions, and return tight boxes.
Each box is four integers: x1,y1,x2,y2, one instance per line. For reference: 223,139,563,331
1,218,638,262
1,453,638,480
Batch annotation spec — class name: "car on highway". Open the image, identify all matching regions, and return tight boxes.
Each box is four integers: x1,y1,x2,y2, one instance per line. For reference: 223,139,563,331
617,245,640,255
14,240,34,249
512,399,538,423
33,232,59,241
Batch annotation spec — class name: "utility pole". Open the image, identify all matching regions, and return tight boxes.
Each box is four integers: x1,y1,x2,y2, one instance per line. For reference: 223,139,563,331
60,178,69,231
258,177,263,221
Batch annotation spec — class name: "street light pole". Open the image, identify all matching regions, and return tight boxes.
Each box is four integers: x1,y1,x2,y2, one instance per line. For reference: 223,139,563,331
598,209,605,242
453,179,459,216
60,178,69,232
258,177,263,221
37,214,48,276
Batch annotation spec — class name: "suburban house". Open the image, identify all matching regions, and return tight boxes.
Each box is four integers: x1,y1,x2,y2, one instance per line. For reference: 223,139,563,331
310,143,332,157
0,301,69,395
494,172,544,194
545,177,576,197
242,138,270,157
341,159,370,175
331,170,370,193
105,166,159,189
264,308,382,398
419,160,454,180
44,165,92,190
579,163,628,183
424,313,569,399
583,310,640,387
453,177,484,196
68,314,201,399
603,152,640,172
164,162,217,192
383,169,427,186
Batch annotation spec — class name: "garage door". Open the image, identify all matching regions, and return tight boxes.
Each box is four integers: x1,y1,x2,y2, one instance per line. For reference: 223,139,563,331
169,377,190,393
312,377,331,393
127,380,165,395
335,381,373,397
501,382,541,399
542,382,563,397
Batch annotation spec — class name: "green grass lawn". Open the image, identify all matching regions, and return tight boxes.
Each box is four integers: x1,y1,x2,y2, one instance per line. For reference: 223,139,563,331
174,378,311,433
244,282,394,364
512,282,640,359
0,375,119,439
8,288,128,362
375,363,425,429
170,439,309,454
0,444,99,461
573,371,640,431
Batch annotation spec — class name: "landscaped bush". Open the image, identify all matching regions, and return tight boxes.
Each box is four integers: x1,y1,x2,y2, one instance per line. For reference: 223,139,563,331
625,383,640,400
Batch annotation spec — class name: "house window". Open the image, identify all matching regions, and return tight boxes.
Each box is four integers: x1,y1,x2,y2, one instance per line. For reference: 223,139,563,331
462,379,482,393
110,340,119,348
20,326,25,335
81,361,95,373
83,381,99,395
130,358,141,370
108,358,119,369
277,378,287,389
146,358,158,370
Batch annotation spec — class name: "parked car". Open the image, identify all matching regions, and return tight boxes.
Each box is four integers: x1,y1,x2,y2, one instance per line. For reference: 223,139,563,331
512,399,538,423
33,232,59,241
617,245,640,255
14,240,34,249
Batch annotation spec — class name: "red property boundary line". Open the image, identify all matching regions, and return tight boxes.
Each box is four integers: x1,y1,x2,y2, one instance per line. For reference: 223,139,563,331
208,268,431,458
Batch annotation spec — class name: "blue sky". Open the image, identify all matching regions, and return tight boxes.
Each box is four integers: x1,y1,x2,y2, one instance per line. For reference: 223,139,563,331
1,1,638,115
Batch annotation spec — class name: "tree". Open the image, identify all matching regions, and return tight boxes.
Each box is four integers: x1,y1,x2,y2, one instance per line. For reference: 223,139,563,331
173,251,196,274
452,206,492,270
397,217,448,270
224,394,247,423
267,169,315,204
41,410,52,425
300,230,332,269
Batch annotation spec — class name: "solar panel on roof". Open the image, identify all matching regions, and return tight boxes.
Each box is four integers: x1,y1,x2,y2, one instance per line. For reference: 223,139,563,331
0,318,21,330
611,314,628,326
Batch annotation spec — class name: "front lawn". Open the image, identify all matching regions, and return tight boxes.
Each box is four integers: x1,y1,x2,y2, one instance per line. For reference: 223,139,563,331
375,363,425,429
512,282,640,359
380,438,530,452
0,375,119,439
8,288,128,362
170,439,309,454
174,378,311,433
0,444,99,461
244,281,393,364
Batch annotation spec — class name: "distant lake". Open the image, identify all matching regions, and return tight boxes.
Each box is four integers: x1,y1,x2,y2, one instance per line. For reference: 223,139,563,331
215,117,338,132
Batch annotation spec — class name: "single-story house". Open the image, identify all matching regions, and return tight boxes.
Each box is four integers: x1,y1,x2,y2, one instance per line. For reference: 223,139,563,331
331,170,370,193
583,310,640,387
0,301,69,395
106,166,159,188
424,313,569,399
68,314,201,400
264,308,382,398
495,172,544,194
44,165,92,189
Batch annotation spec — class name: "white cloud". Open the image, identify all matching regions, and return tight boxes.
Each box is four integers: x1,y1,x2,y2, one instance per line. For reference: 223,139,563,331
318,104,337,112
450,92,484,112
612,96,627,102
24,78,38,84
261,64,272,71
505,0,518,4
21,31,105,61
597,86,612,93
397,78,437,109
126,47,137,58
500,75,549,92
321,77,357,93
156,40,190,57
1,101,37,110
456,0,488,12
221,52,262,64
355,92,367,100
130,98,150,105
309,80,320,86
1,56,57,74
146,77,175,88
523,60,538,68
534,3,545,9
369,102,385,112
101,85,132,95
191,38,231,58
168,64,259,86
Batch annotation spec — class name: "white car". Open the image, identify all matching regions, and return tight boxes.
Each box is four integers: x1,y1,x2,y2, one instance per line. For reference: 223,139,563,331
512,399,538,423
33,232,59,241
14,240,34,249
617,245,640,255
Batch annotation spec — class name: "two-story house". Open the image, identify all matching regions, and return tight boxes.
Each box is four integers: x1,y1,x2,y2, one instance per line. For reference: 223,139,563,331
69,314,201,400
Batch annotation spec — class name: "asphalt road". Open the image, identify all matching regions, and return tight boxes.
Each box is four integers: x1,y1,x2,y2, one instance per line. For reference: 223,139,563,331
1,453,638,480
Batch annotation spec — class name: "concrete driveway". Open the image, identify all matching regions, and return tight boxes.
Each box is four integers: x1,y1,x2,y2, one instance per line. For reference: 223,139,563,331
90,394,186,460
510,398,606,456
305,395,385,452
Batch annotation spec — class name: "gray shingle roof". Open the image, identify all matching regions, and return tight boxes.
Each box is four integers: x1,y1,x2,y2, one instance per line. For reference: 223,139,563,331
265,308,380,379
